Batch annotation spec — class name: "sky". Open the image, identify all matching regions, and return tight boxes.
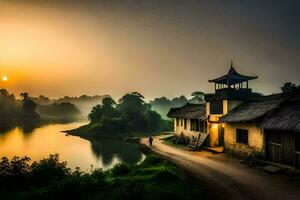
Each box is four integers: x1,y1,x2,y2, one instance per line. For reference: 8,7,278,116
0,0,299,100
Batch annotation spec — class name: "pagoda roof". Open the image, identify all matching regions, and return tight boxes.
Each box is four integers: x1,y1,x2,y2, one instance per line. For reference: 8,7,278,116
209,65,258,85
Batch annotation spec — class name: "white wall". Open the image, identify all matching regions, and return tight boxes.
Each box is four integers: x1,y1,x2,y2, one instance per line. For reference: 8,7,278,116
224,123,264,156
174,118,200,140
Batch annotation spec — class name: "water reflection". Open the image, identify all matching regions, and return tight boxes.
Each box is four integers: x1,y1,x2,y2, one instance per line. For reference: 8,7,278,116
0,121,145,171
91,140,144,167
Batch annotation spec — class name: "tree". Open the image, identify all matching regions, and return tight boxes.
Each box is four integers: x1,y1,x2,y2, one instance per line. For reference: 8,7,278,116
117,92,148,131
102,96,116,108
190,91,205,103
88,105,102,123
0,89,9,96
281,82,299,93
150,97,172,119
171,95,188,107
20,92,29,101
20,92,37,114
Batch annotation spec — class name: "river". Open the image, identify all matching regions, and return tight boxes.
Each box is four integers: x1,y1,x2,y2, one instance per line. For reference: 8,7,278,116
0,121,145,172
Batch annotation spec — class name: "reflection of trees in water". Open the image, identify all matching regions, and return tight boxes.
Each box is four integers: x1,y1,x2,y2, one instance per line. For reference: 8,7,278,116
0,120,43,136
91,140,143,167
0,119,77,135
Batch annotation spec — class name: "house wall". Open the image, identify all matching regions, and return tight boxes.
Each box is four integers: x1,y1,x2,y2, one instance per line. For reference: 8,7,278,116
206,100,243,148
224,123,264,156
208,123,220,147
174,118,200,140
206,102,210,117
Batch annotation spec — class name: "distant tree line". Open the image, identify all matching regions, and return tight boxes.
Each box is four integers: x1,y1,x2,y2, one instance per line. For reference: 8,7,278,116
0,89,81,121
150,91,205,118
31,94,104,116
0,89,39,120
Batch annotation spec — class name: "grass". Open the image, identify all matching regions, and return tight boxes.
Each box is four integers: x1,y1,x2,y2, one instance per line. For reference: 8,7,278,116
162,135,188,150
0,154,216,200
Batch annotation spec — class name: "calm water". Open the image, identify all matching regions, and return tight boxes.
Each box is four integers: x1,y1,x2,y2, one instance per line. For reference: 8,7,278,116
0,121,145,171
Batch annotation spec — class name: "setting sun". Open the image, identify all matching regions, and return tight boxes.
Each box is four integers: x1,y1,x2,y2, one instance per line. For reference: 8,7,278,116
2,76,8,82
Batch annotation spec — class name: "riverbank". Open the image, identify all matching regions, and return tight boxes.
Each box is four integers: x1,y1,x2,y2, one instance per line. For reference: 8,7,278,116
65,122,170,141
0,152,217,200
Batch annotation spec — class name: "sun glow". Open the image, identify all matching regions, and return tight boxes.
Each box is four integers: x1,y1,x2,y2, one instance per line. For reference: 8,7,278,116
2,76,8,82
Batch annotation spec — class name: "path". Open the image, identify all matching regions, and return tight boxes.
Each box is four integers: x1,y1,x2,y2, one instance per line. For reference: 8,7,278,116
141,136,300,200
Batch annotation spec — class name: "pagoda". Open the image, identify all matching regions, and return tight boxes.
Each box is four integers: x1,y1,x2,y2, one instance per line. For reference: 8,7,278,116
206,62,259,101
209,61,258,91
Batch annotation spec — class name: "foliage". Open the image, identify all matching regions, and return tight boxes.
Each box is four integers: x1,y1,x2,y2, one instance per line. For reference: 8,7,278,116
86,92,171,136
88,96,118,123
37,102,81,119
0,154,214,200
190,91,205,103
150,92,205,118
0,88,82,120
0,89,21,118
0,155,213,200
281,82,299,93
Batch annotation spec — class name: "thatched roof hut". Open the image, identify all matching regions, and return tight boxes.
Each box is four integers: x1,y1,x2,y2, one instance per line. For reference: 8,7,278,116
260,91,300,131
167,103,206,120
220,93,290,123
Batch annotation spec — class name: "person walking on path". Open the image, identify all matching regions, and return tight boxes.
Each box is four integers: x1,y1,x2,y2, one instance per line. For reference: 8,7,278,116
149,135,153,147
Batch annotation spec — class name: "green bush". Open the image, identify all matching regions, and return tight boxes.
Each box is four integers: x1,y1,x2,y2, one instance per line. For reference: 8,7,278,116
0,154,214,200
110,163,132,176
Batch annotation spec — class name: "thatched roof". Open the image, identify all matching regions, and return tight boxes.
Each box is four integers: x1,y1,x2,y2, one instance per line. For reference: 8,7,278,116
260,90,300,131
167,103,206,120
220,93,290,123
260,104,300,132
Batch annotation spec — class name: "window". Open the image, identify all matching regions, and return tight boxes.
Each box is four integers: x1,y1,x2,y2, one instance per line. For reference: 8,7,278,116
236,129,248,145
184,119,187,129
176,118,179,127
190,119,200,131
199,121,204,132
180,119,183,126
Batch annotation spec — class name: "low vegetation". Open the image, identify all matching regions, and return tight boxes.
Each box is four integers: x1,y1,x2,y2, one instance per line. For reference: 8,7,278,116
0,154,215,200
162,135,188,149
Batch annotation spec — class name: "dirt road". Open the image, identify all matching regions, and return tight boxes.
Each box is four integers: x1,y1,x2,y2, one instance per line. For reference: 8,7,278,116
141,136,300,200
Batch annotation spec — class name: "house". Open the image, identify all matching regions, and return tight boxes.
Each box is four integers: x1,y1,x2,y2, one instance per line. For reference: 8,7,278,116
220,90,300,169
220,93,290,156
167,62,300,169
259,91,300,169
167,103,206,142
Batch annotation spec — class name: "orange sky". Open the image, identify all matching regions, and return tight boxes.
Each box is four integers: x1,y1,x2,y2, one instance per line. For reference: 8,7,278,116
1,1,299,99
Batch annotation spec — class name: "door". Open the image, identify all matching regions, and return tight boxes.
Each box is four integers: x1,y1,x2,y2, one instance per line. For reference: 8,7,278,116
294,133,300,169
218,126,224,146
282,132,295,166
265,130,282,163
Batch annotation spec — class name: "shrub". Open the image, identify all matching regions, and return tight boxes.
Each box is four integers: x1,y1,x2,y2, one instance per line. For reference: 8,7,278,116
30,154,70,186
110,163,132,177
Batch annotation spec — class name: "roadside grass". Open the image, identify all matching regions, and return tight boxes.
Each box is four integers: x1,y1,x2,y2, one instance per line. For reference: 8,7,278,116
162,135,188,150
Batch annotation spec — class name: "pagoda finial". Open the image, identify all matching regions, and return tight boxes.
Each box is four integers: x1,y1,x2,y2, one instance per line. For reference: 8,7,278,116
228,60,236,74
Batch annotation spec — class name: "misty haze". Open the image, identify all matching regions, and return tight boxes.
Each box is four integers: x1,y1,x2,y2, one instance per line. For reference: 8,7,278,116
0,1,299,200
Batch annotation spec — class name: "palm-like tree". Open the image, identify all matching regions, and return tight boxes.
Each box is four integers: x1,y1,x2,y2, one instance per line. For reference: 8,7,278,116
20,92,29,101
